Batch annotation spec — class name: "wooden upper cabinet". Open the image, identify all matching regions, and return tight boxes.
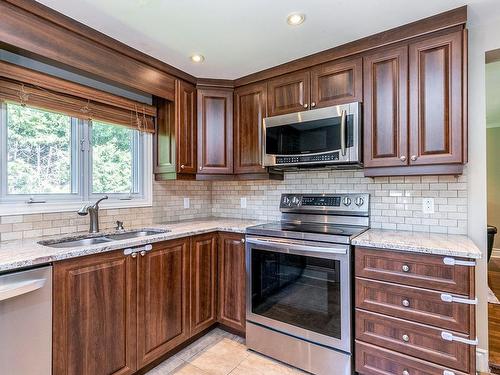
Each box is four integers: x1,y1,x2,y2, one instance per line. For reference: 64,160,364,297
153,97,176,177
218,232,246,334
267,70,310,116
409,29,464,165
234,83,267,174
175,80,197,174
197,88,233,174
310,57,363,108
137,239,190,369
363,45,409,168
190,233,218,335
53,251,137,375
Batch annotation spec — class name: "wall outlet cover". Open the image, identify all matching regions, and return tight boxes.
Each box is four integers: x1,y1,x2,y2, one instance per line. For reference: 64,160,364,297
183,197,190,209
240,197,247,209
422,198,434,214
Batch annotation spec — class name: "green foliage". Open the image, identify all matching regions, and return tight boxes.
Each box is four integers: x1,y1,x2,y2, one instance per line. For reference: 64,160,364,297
91,121,133,194
7,104,71,194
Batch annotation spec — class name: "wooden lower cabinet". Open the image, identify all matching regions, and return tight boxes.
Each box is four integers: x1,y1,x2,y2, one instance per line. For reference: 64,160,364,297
137,239,190,368
218,232,246,334
190,233,218,335
355,247,476,375
53,250,137,375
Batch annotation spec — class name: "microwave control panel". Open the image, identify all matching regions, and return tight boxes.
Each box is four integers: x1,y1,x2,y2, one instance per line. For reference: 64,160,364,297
275,152,340,165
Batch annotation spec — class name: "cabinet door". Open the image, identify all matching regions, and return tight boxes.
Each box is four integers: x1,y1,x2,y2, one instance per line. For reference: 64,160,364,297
267,70,310,116
175,80,197,174
137,239,190,368
363,45,409,168
53,251,137,375
234,83,267,174
218,232,246,334
190,233,218,335
153,97,176,176
310,57,362,109
197,88,233,174
409,30,463,165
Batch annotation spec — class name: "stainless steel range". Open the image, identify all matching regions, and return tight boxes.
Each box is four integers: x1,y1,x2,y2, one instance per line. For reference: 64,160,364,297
245,193,370,375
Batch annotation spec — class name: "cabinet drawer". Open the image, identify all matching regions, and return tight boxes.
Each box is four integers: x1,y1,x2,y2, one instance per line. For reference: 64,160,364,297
355,278,472,334
355,247,473,295
356,309,472,372
355,341,468,375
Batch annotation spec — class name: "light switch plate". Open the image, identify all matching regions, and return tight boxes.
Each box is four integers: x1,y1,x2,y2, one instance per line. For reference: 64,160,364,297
422,198,434,214
183,198,190,209
240,197,247,209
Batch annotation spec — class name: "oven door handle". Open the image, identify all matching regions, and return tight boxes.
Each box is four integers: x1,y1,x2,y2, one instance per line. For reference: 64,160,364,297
246,237,348,257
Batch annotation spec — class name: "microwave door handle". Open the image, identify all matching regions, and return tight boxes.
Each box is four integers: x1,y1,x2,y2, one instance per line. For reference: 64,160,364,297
340,109,347,156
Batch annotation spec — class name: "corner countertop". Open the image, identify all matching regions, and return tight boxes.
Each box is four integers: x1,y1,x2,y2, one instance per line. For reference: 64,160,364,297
352,229,482,259
0,218,262,273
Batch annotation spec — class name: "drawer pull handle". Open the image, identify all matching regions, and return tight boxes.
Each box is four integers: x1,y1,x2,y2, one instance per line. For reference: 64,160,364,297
124,244,152,256
402,264,410,272
443,371,456,375
402,370,409,375
441,331,478,346
440,293,478,305
402,299,410,307
402,334,410,342
443,257,476,267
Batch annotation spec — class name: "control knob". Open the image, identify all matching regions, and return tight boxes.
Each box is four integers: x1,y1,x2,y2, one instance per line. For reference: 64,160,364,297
355,197,364,207
282,196,291,206
342,197,352,206
291,196,300,206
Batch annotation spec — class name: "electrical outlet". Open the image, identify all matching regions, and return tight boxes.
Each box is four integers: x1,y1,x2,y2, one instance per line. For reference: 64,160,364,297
183,197,190,209
422,198,434,214
240,197,247,209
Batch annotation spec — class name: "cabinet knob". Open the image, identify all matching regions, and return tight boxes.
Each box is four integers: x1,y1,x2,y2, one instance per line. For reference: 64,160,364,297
311,102,316,108
241,238,246,244
411,155,418,161
400,156,407,162
402,334,410,342
303,103,309,109
180,164,185,169
140,250,146,257
403,370,410,375
131,252,137,258
199,167,202,171
402,299,410,307
402,264,410,272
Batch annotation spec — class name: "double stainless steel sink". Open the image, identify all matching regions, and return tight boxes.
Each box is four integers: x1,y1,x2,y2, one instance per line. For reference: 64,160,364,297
38,229,170,248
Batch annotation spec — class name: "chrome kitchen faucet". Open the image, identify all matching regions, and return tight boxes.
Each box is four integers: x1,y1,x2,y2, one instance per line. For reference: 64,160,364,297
77,196,108,233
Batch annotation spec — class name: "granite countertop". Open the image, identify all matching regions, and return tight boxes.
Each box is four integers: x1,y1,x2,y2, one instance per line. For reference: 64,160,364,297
0,218,262,273
352,229,482,259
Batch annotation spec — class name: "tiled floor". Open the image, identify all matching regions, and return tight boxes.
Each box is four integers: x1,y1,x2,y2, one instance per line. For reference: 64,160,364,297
146,328,307,375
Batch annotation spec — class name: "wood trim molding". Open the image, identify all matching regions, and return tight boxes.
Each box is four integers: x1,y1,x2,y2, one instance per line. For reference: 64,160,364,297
486,48,500,64
364,164,464,177
234,6,467,87
196,78,235,89
2,0,196,84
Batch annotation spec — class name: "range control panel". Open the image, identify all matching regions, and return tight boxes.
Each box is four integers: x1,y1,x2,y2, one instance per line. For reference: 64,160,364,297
280,193,370,216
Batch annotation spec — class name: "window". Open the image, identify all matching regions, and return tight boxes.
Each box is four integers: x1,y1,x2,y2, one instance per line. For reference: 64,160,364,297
0,103,152,213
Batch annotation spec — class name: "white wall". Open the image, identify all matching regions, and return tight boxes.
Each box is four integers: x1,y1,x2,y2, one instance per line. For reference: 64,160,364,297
467,1,500,370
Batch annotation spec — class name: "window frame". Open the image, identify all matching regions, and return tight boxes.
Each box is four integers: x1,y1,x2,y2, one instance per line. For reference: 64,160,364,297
0,102,152,215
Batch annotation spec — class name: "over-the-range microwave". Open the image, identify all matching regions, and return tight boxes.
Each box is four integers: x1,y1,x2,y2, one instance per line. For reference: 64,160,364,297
262,102,362,168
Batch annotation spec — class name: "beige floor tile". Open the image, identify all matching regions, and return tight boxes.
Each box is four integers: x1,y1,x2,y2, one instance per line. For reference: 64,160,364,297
189,338,250,375
229,352,300,375
171,363,211,375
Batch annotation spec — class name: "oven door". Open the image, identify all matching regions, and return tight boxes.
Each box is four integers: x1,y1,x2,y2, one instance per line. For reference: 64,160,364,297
245,236,352,353
263,102,361,167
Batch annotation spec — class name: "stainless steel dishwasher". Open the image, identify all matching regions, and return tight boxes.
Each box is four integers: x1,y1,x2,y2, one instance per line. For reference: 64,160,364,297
0,266,52,375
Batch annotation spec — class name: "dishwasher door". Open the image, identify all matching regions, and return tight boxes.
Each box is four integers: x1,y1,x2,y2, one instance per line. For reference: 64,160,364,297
0,266,52,375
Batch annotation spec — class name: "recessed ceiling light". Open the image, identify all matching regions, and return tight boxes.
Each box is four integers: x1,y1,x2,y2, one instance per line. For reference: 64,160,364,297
287,13,305,26
190,54,205,63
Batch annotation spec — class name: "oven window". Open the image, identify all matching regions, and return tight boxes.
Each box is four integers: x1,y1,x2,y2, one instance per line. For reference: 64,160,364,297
251,249,342,339
265,115,353,155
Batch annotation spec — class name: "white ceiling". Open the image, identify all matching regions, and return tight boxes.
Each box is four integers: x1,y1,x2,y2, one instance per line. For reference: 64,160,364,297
34,0,490,79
